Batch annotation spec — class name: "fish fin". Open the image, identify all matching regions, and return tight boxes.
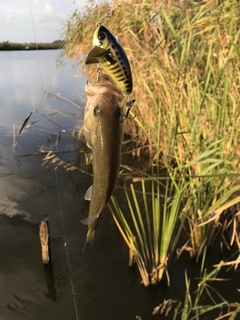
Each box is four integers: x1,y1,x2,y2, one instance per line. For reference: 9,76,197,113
85,46,110,64
82,230,95,252
80,213,99,225
115,34,118,42
84,185,93,201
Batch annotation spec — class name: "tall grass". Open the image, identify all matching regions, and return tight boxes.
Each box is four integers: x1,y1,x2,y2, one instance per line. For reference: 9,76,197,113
110,171,187,286
62,0,240,283
62,0,240,151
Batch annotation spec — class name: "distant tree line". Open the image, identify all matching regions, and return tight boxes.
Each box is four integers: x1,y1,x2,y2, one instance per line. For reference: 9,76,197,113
0,40,64,50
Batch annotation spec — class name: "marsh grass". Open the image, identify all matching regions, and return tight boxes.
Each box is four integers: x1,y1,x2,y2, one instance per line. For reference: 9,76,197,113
153,252,240,319
63,0,240,256
110,165,188,286
111,151,240,285
62,0,240,148
63,0,240,305
176,141,240,259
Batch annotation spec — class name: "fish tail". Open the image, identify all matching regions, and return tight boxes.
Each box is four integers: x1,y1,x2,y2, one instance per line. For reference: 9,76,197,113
82,230,95,252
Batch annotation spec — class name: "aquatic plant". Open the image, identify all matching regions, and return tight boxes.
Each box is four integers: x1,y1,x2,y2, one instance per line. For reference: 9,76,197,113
110,154,189,286
111,154,240,285
153,254,240,319
173,139,240,259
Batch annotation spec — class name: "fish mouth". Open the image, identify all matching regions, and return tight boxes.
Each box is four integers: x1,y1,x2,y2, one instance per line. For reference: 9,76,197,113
85,75,124,102
85,81,108,96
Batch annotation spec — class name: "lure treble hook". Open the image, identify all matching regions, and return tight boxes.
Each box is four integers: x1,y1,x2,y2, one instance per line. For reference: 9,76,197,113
120,98,136,123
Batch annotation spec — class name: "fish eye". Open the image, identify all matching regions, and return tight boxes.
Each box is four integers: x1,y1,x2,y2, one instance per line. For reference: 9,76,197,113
98,32,106,41
94,105,100,116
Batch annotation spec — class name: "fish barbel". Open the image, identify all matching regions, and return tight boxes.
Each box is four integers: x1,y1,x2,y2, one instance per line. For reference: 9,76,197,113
85,24,133,96
81,74,124,248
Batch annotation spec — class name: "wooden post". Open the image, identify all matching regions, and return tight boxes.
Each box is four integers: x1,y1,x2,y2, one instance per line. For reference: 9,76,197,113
39,218,50,264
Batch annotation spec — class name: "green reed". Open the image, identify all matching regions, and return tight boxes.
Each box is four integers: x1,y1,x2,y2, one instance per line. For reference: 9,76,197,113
110,165,188,286
63,0,240,278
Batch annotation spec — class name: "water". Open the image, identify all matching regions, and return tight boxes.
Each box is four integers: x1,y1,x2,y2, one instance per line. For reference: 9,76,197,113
0,50,83,319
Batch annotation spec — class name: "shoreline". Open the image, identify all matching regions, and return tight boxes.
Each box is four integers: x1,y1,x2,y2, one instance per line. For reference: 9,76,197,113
0,41,63,51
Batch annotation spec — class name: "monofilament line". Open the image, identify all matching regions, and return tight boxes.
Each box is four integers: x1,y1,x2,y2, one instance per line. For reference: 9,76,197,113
54,170,80,320
28,0,43,89
28,1,80,319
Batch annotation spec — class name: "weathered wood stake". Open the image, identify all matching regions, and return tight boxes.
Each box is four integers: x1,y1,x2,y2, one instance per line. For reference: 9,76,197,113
39,218,50,264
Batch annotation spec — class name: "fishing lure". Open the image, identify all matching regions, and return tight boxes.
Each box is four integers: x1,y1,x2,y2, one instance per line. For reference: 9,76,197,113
85,23,133,96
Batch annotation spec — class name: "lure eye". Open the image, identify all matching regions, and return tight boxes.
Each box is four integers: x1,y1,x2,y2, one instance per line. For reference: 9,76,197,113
98,32,106,41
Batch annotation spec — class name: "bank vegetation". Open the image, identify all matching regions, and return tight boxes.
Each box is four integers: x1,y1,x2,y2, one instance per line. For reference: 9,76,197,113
60,0,240,317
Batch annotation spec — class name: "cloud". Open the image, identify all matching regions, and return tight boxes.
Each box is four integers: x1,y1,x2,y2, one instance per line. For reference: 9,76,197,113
42,4,53,14
5,13,13,22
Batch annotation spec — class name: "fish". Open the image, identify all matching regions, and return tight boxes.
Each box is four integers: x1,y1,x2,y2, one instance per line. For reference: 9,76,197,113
85,24,133,96
81,74,124,248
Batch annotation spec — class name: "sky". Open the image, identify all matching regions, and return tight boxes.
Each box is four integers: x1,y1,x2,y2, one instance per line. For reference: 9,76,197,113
0,0,89,43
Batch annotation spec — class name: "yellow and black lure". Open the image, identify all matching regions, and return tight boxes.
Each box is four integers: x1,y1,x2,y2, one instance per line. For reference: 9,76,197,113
85,24,133,96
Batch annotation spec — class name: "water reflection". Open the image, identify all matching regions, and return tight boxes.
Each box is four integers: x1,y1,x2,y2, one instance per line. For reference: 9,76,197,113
43,263,57,302
0,50,85,128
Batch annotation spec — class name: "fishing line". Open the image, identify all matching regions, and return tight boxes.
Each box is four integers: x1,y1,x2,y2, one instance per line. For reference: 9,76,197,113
28,1,80,319
28,0,43,89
